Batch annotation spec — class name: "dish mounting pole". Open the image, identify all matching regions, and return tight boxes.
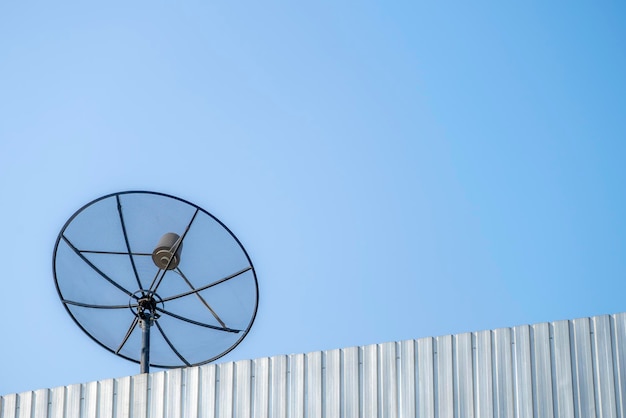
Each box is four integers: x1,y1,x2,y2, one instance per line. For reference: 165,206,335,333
137,294,159,374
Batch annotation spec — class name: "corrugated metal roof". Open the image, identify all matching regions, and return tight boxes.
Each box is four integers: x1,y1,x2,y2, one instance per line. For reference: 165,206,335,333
2,312,625,418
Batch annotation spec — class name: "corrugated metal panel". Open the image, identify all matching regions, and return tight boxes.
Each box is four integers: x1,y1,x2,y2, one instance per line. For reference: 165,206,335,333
531,322,553,418
252,358,268,418
362,343,378,417
216,362,233,418
289,354,304,418
17,389,31,418
435,334,453,418
269,355,287,418
398,340,415,418
552,319,575,417
493,327,514,418
305,351,322,418
380,341,398,418
1,393,17,418
592,315,616,418
34,389,48,418
101,378,115,418
200,364,217,417
571,318,596,418
416,337,434,417
3,312,626,418
341,346,359,418
184,365,200,418
324,348,340,417
235,359,252,418
614,313,626,418
454,332,474,418
473,330,493,418
512,325,532,418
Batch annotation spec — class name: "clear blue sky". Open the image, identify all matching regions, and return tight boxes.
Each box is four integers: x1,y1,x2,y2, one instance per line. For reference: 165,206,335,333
1,2,625,396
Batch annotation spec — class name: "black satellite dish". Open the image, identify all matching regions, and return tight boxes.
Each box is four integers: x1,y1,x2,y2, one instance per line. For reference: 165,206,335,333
53,191,259,373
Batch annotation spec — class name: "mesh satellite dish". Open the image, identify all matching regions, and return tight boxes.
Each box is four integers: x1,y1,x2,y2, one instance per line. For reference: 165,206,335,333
53,191,259,373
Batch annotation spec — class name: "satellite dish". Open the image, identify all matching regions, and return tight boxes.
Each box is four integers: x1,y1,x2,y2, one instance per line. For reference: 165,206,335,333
52,191,259,373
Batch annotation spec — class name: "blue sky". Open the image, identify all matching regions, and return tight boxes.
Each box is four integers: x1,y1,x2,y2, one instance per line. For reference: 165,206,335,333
1,2,625,396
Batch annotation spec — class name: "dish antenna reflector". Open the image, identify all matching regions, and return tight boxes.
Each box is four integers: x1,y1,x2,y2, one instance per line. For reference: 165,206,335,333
53,191,259,373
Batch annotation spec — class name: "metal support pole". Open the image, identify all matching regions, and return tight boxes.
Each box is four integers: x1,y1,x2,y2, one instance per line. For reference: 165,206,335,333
140,318,152,374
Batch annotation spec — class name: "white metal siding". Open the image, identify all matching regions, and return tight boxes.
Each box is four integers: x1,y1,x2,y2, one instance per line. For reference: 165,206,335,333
2,312,625,418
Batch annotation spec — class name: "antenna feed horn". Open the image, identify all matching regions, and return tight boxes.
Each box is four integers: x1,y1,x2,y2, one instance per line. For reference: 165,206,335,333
152,232,183,270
